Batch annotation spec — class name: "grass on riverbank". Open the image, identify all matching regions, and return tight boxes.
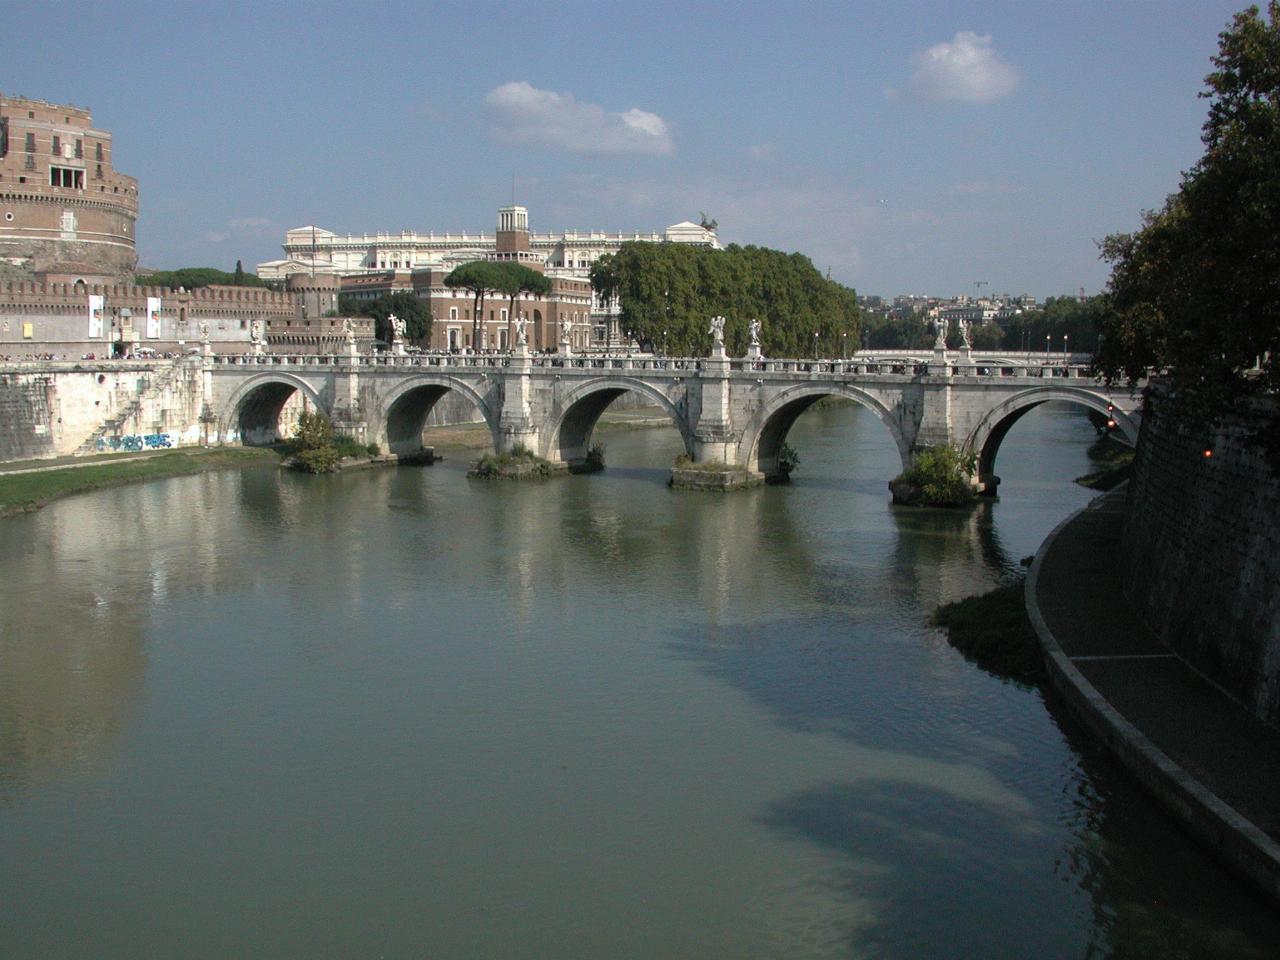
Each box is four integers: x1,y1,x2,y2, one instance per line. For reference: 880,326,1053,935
931,580,1045,687
0,447,281,518
1075,435,1135,490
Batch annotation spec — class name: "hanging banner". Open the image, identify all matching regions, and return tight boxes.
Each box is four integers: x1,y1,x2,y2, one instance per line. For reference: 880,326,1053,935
88,295,104,338
146,297,162,339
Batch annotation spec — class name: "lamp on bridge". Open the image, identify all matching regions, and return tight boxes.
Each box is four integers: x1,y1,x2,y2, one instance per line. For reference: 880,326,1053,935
1063,334,1069,359
813,330,819,359
1045,334,1051,354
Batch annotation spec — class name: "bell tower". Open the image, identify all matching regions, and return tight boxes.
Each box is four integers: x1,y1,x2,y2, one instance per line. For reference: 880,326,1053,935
495,205,530,254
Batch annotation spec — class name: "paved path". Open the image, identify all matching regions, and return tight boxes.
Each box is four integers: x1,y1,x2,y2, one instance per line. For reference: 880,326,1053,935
1027,491,1280,901
0,450,176,477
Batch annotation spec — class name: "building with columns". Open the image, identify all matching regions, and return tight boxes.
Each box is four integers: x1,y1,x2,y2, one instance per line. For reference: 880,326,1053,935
267,205,718,352
256,206,719,283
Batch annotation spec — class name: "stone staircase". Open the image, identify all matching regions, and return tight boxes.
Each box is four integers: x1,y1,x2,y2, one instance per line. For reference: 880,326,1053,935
75,359,186,455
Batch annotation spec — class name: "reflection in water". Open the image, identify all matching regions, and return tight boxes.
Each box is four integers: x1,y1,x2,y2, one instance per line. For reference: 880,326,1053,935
1,404,1277,958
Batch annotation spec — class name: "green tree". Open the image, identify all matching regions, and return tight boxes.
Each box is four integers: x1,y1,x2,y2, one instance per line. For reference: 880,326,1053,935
1096,2,1280,445
444,261,506,351
134,266,267,288
861,310,934,349
337,292,432,345
289,410,339,474
589,242,859,356
233,260,245,285
1002,296,1107,353
492,262,551,348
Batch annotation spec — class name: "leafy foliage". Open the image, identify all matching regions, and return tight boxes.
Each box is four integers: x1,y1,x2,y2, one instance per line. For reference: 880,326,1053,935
1002,296,1107,353
1096,2,1280,446
861,311,935,349
339,291,432,344
444,261,508,350
491,262,552,344
896,445,977,506
288,411,340,473
134,266,267,288
590,242,859,356
470,443,552,479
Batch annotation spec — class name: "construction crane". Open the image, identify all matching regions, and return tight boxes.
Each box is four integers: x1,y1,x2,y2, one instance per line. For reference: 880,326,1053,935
973,280,988,300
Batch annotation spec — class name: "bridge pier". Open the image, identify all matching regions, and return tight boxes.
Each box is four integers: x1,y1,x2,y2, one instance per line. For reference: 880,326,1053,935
689,344,741,466
498,344,539,454
331,347,368,445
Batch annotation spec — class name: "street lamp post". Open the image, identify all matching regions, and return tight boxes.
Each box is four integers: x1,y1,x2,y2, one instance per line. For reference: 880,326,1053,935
1063,334,1069,361
842,331,848,360
813,330,819,360
1045,334,1051,356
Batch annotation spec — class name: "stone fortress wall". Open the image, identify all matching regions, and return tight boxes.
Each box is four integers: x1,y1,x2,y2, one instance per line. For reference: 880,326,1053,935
0,277,374,358
1121,387,1280,726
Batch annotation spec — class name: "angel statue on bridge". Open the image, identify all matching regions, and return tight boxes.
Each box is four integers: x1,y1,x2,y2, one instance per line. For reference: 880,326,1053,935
514,315,528,346
709,315,726,346
932,315,948,350
748,317,761,347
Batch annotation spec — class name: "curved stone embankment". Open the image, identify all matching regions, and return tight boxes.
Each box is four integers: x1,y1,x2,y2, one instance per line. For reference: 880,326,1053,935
1026,490,1280,904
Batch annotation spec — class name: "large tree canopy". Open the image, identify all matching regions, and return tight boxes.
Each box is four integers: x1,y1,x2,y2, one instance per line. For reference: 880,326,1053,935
590,242,859,357
490,262,551,344
1096,2,1280,436
444,261,508,349
134,266,268,288
338,291,431,344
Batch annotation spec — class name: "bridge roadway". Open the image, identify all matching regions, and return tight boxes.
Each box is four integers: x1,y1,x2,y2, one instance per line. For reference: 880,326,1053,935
205,343,1141,492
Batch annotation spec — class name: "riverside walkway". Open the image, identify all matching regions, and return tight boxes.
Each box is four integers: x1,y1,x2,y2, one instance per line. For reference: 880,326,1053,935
1027,491,1280,901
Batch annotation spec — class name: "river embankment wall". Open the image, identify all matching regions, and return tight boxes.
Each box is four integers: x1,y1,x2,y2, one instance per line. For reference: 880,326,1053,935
1121,387,1280,726
0,362,205,459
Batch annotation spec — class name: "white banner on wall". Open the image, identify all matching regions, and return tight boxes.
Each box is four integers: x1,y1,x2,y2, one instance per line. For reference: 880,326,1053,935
88,295,104,338
146,297,162,339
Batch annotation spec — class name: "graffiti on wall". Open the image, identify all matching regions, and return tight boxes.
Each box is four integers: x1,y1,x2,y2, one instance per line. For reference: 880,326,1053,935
96,433,173,452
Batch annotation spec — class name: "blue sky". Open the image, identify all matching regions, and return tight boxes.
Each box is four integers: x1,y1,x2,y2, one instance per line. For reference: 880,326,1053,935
3,0,1247,297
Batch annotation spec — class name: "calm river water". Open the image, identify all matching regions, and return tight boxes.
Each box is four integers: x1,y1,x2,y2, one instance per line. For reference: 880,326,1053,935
2,402,1277,959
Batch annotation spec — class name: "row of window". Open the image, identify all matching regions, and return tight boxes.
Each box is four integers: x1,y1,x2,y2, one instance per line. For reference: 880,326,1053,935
20,132,103,161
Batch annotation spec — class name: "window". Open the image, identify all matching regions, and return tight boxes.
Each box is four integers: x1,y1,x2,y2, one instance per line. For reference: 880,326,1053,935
449,307,458,321
49,166,84,188
24,132,34,152
52,135,60,155
95,164,102,179
95,142,103,161
75,139,82,158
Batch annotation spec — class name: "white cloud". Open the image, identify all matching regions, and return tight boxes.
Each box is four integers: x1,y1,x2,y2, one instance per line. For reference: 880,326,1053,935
484,81,674,155
898,32,1019,103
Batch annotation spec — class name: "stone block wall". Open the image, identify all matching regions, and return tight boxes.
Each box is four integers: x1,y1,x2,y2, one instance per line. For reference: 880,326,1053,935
0,373,56,459
1122,389,1280,725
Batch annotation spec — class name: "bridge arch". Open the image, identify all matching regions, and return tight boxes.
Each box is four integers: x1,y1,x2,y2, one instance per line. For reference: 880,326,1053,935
739,382,912,478
542,377,692,465
220,373,328,446
375,375,499,455
964,384,1140,490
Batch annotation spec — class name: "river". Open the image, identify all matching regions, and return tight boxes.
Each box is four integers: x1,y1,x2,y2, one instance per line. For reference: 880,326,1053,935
1,402,1276,959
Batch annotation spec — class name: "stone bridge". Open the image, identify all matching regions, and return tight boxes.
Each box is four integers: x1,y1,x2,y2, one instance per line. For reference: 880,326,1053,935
204,342,1141,492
